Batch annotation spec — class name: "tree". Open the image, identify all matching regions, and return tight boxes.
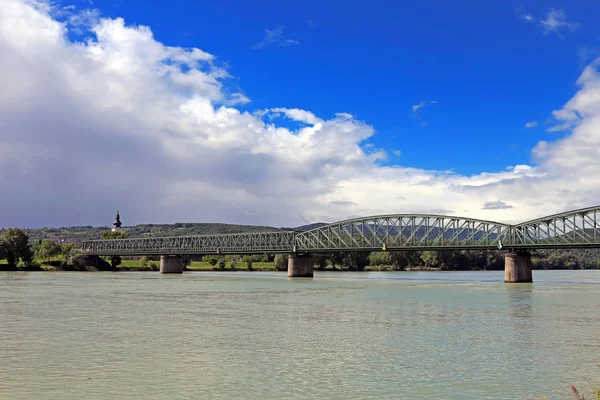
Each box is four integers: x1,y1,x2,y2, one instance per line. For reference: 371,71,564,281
110,256,122,269
274,254,288,271
341,251,370,271
101,230,128,240
139,256,149,268
227,255,241,270
0,228,35,267
203,255,219,266
217,257,226,271
242,256,254,271
35,239,62,262
314,254,328,270
62,244,86,271
100,231,127,268
369,252,393,267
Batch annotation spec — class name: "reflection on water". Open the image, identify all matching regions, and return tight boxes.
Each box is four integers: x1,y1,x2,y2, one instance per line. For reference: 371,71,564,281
0,270,599,399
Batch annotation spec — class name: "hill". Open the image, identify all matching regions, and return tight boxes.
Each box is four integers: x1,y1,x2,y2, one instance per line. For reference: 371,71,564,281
25,222,281,244
281,222,328,231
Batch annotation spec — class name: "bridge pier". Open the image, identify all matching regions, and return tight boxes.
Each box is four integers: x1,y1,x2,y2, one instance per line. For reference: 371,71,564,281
504,251,533,283
160,255,184,274
288,253,314,278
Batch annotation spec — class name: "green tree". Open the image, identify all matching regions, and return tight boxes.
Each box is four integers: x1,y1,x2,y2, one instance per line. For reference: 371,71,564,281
274,254,288,271
110,256,122,269
217,257,226,271
35,239,62,262
227,255,240,270
242,256,254,271
148,261,159,271
100,230,127,269
341,251,370,271
369,252,393,267
139,256,149,268
62,243,86,271
0,228,35,267
314,254,329,270
101,230,128,240
203,255,219,266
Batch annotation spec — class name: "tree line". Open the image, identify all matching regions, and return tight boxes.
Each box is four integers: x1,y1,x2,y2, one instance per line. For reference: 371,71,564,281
0,228,86,270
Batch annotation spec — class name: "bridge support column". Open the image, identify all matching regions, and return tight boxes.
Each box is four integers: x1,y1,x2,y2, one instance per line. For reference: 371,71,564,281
504,251,532,283
288,254,314,278
160,255,184,274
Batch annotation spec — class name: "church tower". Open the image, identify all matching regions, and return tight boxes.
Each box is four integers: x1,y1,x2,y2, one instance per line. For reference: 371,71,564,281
112,210,122,232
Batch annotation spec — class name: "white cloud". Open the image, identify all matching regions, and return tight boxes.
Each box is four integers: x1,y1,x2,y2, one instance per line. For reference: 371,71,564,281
412,100,437,126
540,8,580,35
1,0,600,229
482,201,514,210
412,100,437,113
521,13,534,23
524,121,538,128
393,150,402,156
252,26,299,50
519,8,580,37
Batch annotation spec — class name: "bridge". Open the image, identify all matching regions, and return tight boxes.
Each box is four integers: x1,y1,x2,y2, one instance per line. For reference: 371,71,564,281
82,205,600,282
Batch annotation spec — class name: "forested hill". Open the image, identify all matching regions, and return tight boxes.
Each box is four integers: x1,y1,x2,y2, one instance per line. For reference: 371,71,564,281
25,223,282,244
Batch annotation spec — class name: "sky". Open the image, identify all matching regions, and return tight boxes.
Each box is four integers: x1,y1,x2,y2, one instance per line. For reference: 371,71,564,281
1,0,600,228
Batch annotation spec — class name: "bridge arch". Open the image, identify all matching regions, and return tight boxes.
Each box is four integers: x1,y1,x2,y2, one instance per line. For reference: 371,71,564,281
294,214,512,252
512,205,600,247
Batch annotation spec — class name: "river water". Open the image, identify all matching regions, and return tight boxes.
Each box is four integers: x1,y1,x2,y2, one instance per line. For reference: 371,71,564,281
1,270,599,399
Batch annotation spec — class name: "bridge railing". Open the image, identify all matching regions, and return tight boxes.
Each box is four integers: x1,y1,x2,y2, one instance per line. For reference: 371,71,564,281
82,231,297,256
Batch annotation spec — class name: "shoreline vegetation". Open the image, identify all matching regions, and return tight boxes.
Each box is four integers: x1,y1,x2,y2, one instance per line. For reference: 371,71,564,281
0,258,446,272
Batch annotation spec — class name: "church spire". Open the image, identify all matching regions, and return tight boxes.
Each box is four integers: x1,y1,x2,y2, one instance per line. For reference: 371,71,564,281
112,210,122,231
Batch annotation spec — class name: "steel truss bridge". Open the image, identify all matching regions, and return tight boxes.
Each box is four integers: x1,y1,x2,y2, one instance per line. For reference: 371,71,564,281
82,205,600,256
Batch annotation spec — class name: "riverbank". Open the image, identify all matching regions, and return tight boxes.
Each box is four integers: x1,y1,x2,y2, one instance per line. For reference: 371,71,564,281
0,258,444,272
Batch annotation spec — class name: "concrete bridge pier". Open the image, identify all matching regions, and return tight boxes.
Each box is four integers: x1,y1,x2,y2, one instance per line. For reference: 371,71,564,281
504,251,533,283
160,255,184,274
288,253,314,277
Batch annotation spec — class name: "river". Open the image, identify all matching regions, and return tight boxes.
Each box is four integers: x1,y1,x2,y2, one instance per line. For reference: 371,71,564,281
1,270,599,399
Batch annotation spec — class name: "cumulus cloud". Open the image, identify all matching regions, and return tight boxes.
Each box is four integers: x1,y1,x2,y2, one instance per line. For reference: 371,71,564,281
1,0,600,229
252,26,299,50
524,121,538,128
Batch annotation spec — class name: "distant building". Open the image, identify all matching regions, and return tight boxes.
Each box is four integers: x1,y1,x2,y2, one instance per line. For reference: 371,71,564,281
112,210,122,232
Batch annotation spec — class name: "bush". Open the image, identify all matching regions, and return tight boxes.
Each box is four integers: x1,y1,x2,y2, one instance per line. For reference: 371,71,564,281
36,239,62,262
217,258,226,271
203,255,219,266
62,245,86,271
148,261,159,271
274,254,288,271
227,255,240,270
139,256,148,268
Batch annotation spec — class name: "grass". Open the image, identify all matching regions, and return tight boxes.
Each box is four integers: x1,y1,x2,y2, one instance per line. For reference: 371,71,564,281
114,259,280,272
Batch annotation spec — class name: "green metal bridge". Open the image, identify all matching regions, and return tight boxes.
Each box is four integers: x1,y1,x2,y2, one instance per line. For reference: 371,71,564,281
82,205,600,256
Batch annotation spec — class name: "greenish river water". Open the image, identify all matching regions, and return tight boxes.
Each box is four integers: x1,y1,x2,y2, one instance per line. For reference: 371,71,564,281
1,270,599,399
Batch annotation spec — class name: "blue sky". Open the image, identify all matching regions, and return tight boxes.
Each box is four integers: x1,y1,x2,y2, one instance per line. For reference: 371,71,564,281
73,0,598,173
2,0,600,227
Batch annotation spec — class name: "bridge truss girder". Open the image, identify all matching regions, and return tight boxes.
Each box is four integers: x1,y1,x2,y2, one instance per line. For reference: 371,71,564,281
81,206,600,256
